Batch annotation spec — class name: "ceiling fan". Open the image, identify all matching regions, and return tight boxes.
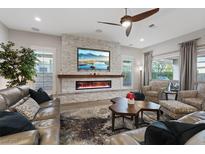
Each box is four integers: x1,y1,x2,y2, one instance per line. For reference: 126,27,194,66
98,8,159,37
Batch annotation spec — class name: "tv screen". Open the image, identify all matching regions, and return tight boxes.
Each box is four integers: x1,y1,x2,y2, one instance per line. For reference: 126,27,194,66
77,48,110,71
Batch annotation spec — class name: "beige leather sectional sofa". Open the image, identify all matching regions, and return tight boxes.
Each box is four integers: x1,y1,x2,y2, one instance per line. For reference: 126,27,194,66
108,111,205,145
0,85,60,145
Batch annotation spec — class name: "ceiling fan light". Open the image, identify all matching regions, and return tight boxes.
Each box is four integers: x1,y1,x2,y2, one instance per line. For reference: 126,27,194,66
122,20,131,28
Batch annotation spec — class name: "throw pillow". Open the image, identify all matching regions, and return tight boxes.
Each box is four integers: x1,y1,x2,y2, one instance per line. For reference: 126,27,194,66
29,88,51,104
15,97,40,120
0,111,35,137
9,98,26,112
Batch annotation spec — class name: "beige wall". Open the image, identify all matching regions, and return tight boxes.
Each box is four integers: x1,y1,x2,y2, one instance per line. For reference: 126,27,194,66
0,22,8,89
142,28,205,56
0,22,8,43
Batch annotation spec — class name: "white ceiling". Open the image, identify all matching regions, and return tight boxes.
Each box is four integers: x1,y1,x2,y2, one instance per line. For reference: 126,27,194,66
0,8,205,48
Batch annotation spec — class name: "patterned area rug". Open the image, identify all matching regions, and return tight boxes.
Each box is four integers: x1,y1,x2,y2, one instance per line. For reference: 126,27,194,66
60,104,167,145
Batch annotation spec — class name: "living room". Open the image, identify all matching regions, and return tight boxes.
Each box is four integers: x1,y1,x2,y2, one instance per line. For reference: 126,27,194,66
1,0,205,152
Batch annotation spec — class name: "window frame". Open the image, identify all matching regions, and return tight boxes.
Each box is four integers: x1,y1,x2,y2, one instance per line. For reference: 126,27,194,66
31,46,57,94
121,56,134,89
151,57,180,81
197,51,205,82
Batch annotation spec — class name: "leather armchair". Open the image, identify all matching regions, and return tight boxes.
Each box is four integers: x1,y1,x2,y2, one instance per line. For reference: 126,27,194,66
142,80,169,103
178,82,205,111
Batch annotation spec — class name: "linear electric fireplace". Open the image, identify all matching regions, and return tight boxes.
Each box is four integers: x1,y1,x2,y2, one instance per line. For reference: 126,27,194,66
76,80,111,90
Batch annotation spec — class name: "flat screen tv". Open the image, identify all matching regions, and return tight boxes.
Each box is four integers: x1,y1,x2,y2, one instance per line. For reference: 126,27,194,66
77,48,110,71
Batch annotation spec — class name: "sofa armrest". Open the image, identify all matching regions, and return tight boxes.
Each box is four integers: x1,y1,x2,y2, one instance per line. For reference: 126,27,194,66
160,87,167,92
178,90,198,100
201,98,205,111
185,130,205,145
49,94,60,102
109,134,140,145
0,130,39,145
142,86,151,93
49,95,53,99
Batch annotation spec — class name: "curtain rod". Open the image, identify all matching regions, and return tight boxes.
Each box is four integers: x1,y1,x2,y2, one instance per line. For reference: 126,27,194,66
198,44,205,48
154,44,205,57
154,50,179,57
178,37,201,45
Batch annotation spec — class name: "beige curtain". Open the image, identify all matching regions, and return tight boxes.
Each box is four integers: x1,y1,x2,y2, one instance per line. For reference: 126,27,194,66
180,40,197,90
144,51,152,85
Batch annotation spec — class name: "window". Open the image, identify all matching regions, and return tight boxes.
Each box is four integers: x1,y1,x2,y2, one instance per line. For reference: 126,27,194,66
122,60,132,87
152,58,179,80
197,55,205,81
34,51,54,94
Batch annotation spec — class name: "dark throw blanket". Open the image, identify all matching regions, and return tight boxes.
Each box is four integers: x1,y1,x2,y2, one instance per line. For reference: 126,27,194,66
0,111,35,137
144,121,205,145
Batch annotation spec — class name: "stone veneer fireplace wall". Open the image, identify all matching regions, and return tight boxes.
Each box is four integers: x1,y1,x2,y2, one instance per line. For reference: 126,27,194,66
59,34,130,104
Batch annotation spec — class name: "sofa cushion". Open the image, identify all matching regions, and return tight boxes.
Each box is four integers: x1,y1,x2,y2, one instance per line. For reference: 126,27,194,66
0,111,35,137
15,98,40,120
146,91,158,97
0,88,23,107
29,89,51,104
159,100,198,114
33,106,59,121
183,98,203,110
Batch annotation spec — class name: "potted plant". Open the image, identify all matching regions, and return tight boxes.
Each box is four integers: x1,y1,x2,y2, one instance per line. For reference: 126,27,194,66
0,41,38,87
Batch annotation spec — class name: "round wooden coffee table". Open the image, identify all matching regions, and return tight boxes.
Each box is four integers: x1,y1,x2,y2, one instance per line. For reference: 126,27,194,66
109,97,161,131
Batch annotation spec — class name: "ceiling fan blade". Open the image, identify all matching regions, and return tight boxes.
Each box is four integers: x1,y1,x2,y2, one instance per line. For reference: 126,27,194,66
131,8,159,22
126,22,132,37
98,21,121,26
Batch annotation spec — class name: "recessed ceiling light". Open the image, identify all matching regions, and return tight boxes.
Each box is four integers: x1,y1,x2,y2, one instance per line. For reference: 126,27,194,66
34,17,41,22
31,27,40,32
140,38,144,42
96,29,103,33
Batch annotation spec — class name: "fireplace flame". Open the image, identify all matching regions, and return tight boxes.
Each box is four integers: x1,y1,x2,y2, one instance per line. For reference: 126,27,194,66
76,80,111,90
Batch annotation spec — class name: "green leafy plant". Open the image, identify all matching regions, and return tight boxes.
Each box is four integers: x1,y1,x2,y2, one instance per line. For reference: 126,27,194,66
0,41,38,87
